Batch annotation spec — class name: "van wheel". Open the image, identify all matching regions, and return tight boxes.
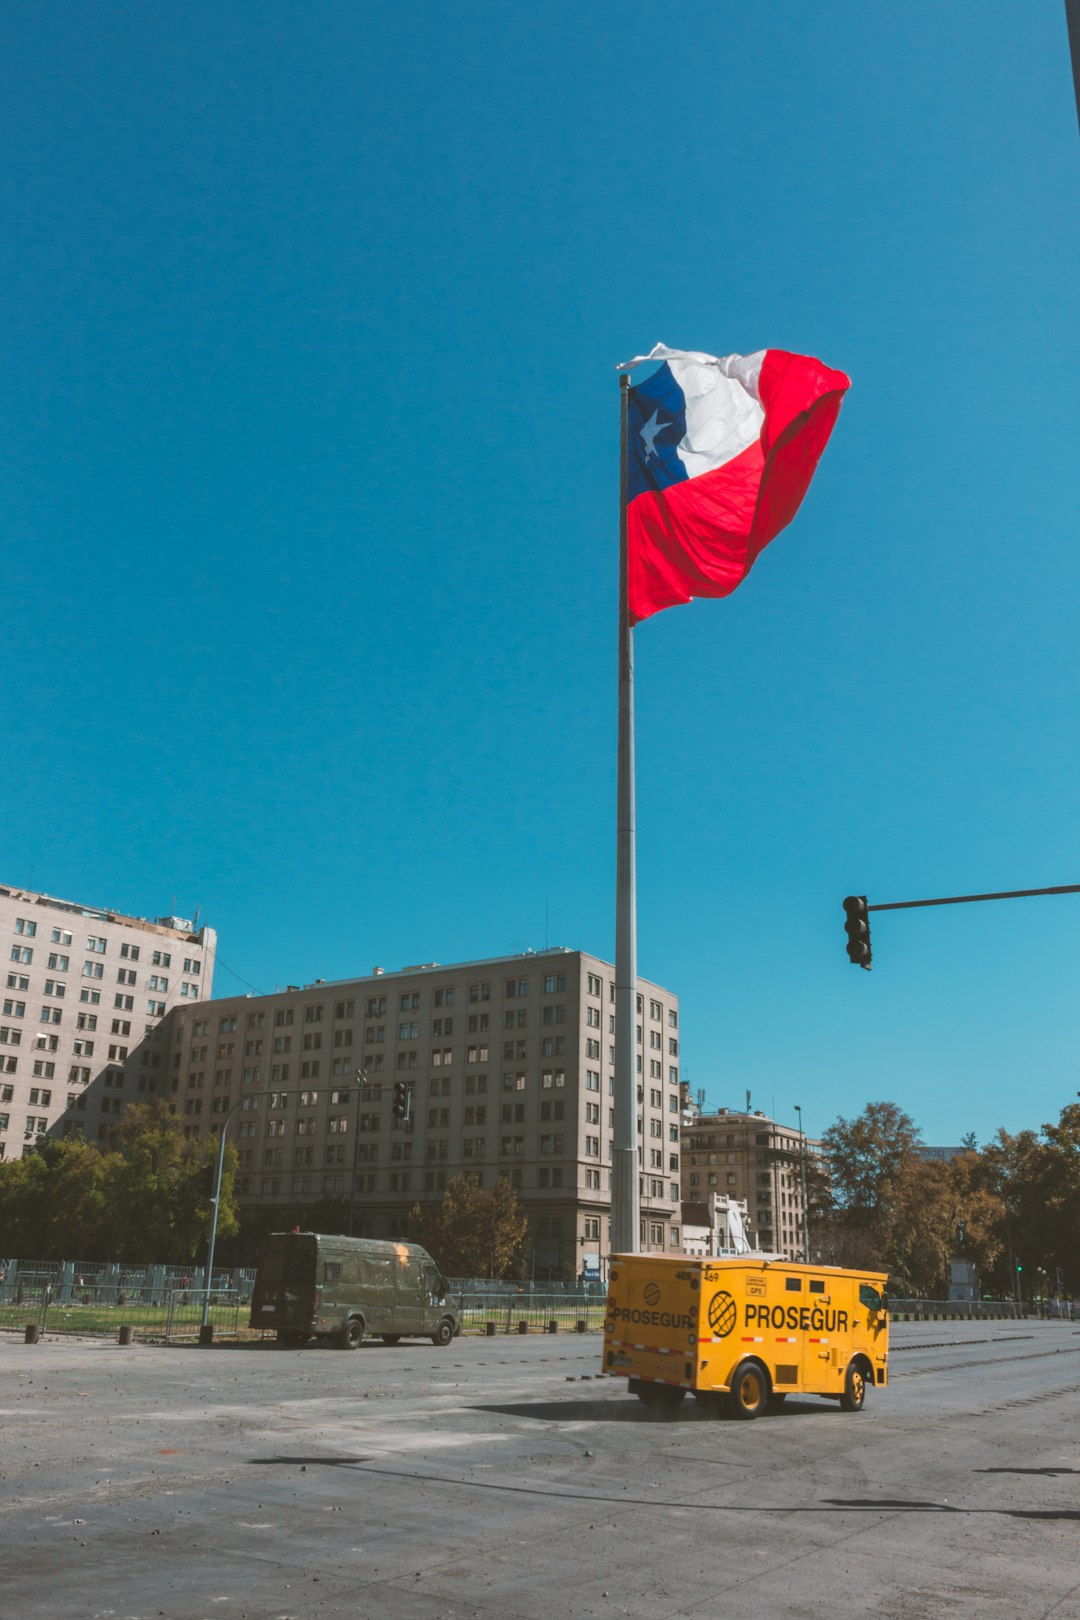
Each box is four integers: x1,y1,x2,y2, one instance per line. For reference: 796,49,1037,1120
431,1319,454,1347
840,1362,867,1412
339,1317,364,1350
728,1360,769,1420
381,1334,401,1346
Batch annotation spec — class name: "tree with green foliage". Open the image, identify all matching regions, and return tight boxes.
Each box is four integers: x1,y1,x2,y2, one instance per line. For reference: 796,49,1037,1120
983,1103,1080,1296
105,1102,239,1263
0,1104,238,1263
814,1101,1004,1296
406,1173,529,1278
0,1137,114,1258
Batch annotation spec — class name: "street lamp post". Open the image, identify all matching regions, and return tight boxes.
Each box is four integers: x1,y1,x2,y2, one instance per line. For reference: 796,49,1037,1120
794,1105,810,1264
201,1072,366,1334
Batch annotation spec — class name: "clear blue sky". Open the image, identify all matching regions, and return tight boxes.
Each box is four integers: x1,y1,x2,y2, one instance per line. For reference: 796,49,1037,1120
4,2,1079,1148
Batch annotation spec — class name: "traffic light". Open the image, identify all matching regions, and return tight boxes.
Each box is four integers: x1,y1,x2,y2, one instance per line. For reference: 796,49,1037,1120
1016,1261,1023,1273
842,895,872,970
203,1162,218,1201
392,1080,410,1122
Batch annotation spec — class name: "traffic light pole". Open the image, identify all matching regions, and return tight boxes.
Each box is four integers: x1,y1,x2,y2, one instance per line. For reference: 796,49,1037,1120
865,882,1080,915
202,1072,369,1332
844,881,1080,968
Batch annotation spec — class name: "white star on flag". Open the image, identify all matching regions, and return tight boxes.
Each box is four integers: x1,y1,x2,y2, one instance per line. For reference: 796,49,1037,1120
639,409,669,460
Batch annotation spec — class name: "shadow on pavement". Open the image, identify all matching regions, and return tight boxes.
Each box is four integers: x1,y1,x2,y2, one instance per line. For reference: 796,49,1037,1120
243,1458,1080,1520
469,1397,830,1423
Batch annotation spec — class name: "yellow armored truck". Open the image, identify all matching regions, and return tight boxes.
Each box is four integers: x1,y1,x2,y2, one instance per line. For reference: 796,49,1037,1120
603,1254,889,1417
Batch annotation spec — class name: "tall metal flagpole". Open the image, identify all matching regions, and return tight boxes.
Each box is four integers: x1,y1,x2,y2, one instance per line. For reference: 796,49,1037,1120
612,372,640,1256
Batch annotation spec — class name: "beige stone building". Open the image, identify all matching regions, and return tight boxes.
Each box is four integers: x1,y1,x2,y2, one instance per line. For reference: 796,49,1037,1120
0,882,216,1161
680,1104,813,1262
108,948,681,1276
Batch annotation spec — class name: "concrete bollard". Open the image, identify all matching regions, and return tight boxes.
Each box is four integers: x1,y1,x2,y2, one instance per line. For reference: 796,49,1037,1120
24,1323,39,1344
118,1325,134,1346
518,1320,528,1334
548,1319,558,1334
198,1325,214,1346
485,1321,496,1336
575,1319,587,1334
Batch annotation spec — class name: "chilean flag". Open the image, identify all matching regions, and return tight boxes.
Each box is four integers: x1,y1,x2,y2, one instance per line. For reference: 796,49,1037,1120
618,344,850,623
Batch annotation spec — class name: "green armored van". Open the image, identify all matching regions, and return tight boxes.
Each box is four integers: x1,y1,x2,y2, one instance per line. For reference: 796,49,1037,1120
249,1231,460,1349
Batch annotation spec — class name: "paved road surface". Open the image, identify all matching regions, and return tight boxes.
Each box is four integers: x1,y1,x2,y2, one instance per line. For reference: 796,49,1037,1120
1,1320,1078,1619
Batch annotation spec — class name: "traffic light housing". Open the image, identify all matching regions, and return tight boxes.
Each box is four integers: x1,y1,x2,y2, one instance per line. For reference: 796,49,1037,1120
843,895,872,970
392,1080,410,1122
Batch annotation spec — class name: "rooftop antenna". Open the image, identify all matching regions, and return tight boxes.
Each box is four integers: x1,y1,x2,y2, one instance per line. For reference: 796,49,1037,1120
545,894,549,951
746,1088,752,1114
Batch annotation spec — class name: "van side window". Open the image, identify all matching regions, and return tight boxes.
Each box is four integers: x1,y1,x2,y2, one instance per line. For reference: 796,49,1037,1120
809,1280,825,1294
785,1277,801,1292
324,1262,342,1282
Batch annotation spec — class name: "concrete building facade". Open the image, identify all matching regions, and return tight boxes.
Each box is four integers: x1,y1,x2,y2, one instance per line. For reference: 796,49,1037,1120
680,1104,811,1262
98,947,682,1276
0,882,216,1162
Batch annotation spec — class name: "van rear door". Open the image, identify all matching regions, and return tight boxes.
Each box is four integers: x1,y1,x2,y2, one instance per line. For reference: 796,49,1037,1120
250,1238,316,1330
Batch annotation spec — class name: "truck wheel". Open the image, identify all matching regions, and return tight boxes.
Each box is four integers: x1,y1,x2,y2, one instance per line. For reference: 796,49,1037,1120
431,1319,454,1347
339,1317,364,1350
728,1360,769,1420
839,1362,867,1412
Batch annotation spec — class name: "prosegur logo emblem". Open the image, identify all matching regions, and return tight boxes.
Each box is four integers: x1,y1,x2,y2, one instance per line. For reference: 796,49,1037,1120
708,1291,737,1338
643,1282,662,1308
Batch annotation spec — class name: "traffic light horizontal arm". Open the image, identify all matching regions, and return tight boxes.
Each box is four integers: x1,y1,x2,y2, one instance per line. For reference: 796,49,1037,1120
866,882,1080,914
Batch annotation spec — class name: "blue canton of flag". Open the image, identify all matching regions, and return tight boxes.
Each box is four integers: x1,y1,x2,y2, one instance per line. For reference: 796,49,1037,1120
626,365,688,502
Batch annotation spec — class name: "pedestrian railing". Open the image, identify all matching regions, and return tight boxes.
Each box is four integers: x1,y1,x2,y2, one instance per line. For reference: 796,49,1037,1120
0,1285,249,1343
456,1291,606,1335
888,1298,1027,1322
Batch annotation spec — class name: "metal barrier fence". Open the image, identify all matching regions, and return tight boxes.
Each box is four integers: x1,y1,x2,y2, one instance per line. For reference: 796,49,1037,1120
888,1298,1031,1321
0,1278,607,1343
0,1257,255,1309
0,1285,248,1343
456,1291,605,1335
